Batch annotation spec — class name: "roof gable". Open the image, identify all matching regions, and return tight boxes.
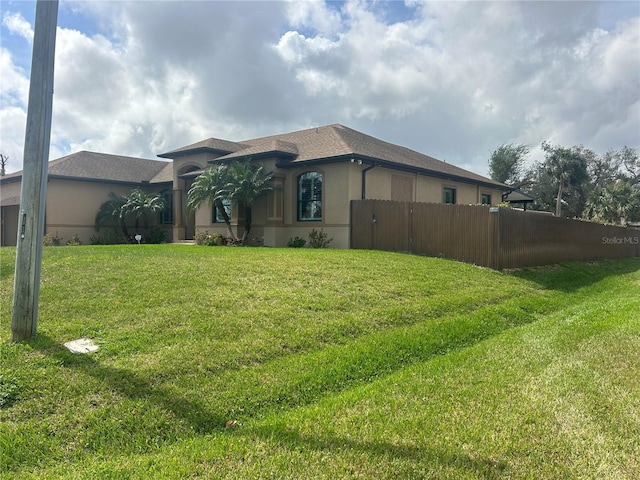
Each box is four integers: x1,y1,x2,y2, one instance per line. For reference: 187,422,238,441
158,138,248,158
213,138,299,162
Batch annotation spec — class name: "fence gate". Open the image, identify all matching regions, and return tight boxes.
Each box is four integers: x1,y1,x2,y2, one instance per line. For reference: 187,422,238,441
351,200,411,252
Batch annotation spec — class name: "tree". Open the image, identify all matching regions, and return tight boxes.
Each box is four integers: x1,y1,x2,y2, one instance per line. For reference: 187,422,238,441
522,163,558,213
187,160,273,245
585,182,640,225
588,149,621,190
122,188,167,231
618,146,639,185
521,144,638,224
583,146,640,225
0,153,8,176
95,192,130,239
186,166,238,242
95,189,166,241
223,160,273,245
541,142,590,217
488,143,530,185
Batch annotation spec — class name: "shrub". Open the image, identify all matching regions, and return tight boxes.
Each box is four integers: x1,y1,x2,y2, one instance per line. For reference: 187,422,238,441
66,233,82,246
90,229,126,245
308,228,332,248
194,231,227,246
43,232,62,246
146,226,167,244
287,236,306,248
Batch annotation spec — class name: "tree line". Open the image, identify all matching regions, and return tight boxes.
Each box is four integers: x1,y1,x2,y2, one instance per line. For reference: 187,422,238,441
489,143,640,225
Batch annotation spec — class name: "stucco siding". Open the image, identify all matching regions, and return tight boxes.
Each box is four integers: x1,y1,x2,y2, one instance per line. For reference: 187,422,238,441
415,176,443,203
0,181,21,206
324,163,351,225
193,162,354,247
362,167,391,200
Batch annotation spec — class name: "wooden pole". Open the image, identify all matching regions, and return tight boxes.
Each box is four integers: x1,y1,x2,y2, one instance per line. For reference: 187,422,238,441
11,0,59,342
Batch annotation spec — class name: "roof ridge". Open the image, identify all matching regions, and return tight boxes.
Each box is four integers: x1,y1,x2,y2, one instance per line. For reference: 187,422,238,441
59,150,159,161
326,124,356,153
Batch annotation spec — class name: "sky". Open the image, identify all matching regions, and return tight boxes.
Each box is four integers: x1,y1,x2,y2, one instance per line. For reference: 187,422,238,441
1,0,639,176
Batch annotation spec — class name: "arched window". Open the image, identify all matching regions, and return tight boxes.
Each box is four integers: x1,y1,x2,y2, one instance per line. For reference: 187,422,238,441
297,171,322,221
160,189,173,224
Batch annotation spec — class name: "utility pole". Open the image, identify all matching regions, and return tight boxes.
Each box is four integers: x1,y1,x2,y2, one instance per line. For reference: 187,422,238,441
11,0,59,341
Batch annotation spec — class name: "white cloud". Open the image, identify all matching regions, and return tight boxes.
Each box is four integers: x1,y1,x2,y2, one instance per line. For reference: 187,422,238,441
0,105,27,171
0,47,29,106
284,0,343,37
274,0,639,171
2,11,33,43
0,0,638,176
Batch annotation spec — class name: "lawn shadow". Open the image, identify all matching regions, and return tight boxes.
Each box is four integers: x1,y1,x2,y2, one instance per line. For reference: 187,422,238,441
505,257,640,292
28,334,227,433
247,424,507,479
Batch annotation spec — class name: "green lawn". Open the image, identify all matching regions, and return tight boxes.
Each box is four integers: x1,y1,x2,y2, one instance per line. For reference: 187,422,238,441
1,246,638,479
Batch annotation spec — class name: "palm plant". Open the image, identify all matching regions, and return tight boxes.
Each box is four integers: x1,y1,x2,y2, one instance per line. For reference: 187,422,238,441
122,188,167,231
187,166,237,242
95,192,129,239
585,183,640,225
187,160,273,245
224,160,273,245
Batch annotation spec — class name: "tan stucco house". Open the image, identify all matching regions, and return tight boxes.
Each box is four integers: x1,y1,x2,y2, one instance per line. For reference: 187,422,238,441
0,152,173,246
1,123,514,247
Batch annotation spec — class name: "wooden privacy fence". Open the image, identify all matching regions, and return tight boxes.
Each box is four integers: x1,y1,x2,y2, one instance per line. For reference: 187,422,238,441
350,200,640,269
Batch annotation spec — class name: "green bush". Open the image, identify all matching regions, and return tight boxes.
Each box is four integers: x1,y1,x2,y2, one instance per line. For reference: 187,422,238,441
194,231,228,246
287,236,307,248
66,233,82,246
90,229,126,245
308,228,332,248
43,232,63,246
146,226,167,244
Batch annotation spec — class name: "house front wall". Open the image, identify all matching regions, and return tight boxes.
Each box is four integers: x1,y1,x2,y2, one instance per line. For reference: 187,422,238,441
364,167,503,206
191,159,358,248
2,156,506,248
1,178,172,246
189,158,506,248
46,179,139,244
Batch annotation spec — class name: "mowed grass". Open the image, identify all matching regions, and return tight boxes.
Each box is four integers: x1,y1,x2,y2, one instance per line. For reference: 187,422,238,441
0,245,638,479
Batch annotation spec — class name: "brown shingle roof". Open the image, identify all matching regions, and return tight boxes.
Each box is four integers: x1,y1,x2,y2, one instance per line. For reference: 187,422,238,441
161,124,508,189
1,151,172,185
157,138,248,158
149,162,174,184
217,138,299,161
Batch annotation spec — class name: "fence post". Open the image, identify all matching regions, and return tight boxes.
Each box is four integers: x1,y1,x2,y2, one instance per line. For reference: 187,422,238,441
488,206,500,269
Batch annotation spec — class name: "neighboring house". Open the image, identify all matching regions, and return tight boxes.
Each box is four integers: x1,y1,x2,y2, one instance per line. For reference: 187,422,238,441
158,124,512,248
1,123,518,248
501,188,535,210
0,151,173,246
